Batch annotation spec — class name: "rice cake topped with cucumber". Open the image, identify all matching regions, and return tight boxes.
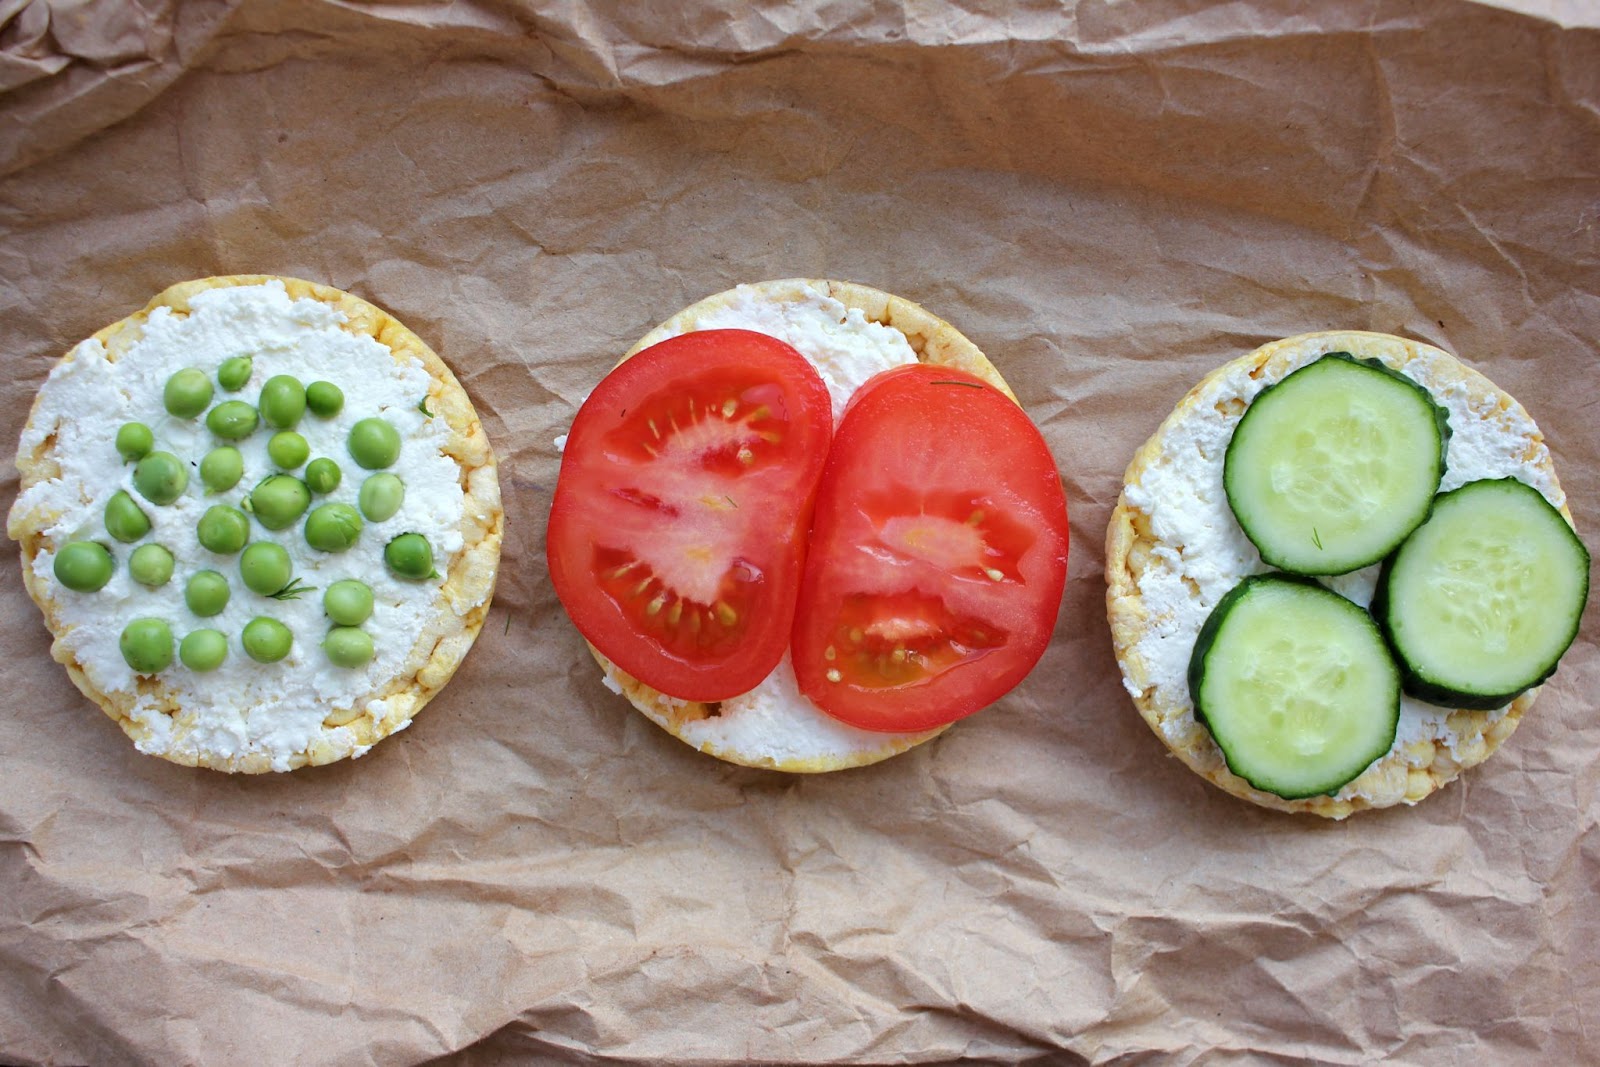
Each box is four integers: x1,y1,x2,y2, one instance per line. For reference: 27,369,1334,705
1106,331,1586,818
584,278,1014,773
8,275,503,773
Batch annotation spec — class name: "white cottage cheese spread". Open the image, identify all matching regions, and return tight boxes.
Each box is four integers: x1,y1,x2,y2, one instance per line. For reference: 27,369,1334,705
1122,338,1561,802
659,282,919,423
15,281,467,770
639,282,926,763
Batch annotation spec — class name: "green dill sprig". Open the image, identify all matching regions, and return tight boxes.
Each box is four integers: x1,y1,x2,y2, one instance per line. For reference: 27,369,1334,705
270,577,317,601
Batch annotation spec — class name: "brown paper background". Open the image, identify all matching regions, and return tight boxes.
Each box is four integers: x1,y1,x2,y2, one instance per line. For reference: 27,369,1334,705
3,2,1597,1064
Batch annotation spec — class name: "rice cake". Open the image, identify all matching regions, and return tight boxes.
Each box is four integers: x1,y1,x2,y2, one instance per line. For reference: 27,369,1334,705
585,278,1013,772
8,275,503,772
1105,330,1572,817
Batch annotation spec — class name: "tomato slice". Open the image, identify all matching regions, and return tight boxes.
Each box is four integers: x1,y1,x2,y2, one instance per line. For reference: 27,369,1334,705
792,365,1070,731
547,330,833,701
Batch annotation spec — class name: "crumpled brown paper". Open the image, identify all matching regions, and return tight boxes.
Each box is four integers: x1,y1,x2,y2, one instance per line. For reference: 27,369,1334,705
2,1,1596,1063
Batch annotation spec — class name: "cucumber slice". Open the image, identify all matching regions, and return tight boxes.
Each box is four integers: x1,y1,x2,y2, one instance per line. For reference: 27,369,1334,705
1224,353,1449,575
1189,575,1400,799
1374,478,1590,710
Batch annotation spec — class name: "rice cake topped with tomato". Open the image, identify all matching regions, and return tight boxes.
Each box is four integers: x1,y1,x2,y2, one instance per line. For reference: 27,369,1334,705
1105,331,1574,817
557,279,1066,772
8,276,503,772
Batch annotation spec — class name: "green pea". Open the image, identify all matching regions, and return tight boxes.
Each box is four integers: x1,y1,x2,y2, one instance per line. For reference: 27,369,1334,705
239,541,293,596
241,616,292,663
185,570,231,617
268,431,310,470
197,504,250,554
347,417,401,469
115,422,154,463
322,626,374,668
217,355,253,392
304,503,363,552
133,450,189,505
384,533,437,580
54,541,114,592
128,543,175,587
179,629,229,672
163,368,213,418
199,446,244,493
105,490,151,543
306,381,344,418
305,457,342,495
120,618,174,674
323,579,374,626
358,473,405,522
245,475,310,531
206,400,259,441
259,375,306,430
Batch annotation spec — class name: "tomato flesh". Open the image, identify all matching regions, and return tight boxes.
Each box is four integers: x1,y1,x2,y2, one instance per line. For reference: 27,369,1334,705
547,330,833,701
792,365,1070,731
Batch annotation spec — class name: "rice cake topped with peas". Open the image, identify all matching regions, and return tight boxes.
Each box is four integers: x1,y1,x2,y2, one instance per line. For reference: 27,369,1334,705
8,275,502,773
1105,331,1576,818
585,278,1014,772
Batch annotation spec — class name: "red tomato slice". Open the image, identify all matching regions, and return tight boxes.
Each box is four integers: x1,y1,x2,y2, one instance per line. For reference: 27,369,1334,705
547,329,833,701
792,365,1070,731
